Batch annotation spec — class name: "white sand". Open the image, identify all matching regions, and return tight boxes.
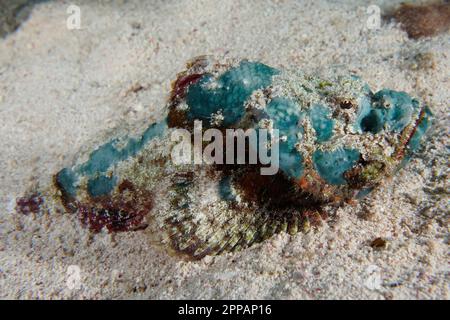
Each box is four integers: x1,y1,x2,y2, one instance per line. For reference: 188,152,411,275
0,0,448,299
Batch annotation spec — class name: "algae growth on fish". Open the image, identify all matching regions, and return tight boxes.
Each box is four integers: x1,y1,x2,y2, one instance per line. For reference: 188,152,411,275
37,56,433,259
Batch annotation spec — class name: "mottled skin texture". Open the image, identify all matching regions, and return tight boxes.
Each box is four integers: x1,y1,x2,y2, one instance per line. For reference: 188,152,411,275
48,56,432,260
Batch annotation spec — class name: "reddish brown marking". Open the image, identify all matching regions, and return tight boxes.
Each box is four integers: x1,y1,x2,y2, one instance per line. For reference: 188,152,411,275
298,176,309,189
16,194,43,215
77,188,153,233
370,237,387,250
54,176,153,233
228,165,325,210
118,179,134,192
170,73,203,102
167,73,203,129
167,107,188,128
394,107,427,160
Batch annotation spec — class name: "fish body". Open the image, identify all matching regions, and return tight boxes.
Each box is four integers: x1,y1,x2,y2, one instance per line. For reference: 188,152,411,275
54,56,432,259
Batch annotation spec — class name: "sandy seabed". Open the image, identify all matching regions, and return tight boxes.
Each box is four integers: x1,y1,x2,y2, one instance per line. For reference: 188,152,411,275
0,0,448,299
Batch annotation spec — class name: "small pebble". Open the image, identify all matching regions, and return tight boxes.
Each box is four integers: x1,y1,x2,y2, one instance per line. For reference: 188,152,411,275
370,237,388,250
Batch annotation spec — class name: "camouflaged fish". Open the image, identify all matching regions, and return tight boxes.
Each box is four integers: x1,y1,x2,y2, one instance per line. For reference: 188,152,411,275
50,56,432,259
